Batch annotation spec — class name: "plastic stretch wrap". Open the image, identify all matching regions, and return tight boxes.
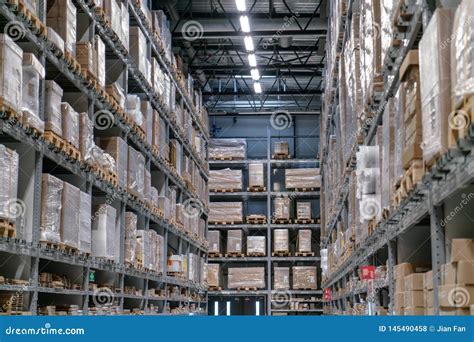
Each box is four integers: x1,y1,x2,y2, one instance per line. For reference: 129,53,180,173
357,167,380,195
292,266,317,290
104,0,121,40
452,1,474,104
227,230,243,254
91,204,116,259
228,267,265,289
419,9,455,164
94,36,105,87
152,110,160,149
40,174,63,243
46,0,76,55
209,202,243,223
357,146,380,170
274,267,290,290
44,81,63,136
21,110,44,134
274,141,289,155
120,3,129,51
297,202,311,220
136,230,152,269
274,197,290,220
169,140,182,175
78,191,91,254
169,187,176,221
75,42,94,77
249,163,264,188
144,169,151,204
209,139,246,160
79,112,94,162
175,203,184,225
60,182,80,248
0,35,22,113
150,187,158,208
247,236,266,255
61,103,79,148
207,264,220,287
127,146,139,196
46,27,64,53
209,169,242,191
0,145,19,222
208,230,220,253
22,53,44,122
273,229,289,252
125,95,143,128
101,137,128,189
129,27,147,76
382,98,396,209
141,100,153,145
189,253,200,283
159,117,167,160
124,212,137,264
285,168,320,189
380,0,395,66
393,87,404,187
158,196,170,220
297,230,312,253
106,82,125,108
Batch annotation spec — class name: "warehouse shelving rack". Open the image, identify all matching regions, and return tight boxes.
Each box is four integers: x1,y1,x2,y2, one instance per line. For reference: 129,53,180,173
0,0,209,315
208,131,322,315
320,0,474,315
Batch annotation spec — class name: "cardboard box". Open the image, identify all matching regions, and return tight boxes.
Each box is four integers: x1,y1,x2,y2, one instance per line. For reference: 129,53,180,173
394,263,414,280
451,239,474,262
296,202,312,220
274,267,290,290
394,292,404,308
439,307,471,316
249,163,264,188
228,267,265,289
394,307,404,315
425,290,434,308
438,285,474,308
457,260,474,285
404,290,425,308
208,230,220,254
404,273,424,291
44,80,63,136
247,236,266,255
274,197,291,220
292,266,317,290
273,229,289,252
404,307,425,316
207,264,220,287
46,0,76,55
442,262,456,285
101,137,128,189
285,168,321,189
395,279,404,293
274,141,289,155
130,27,148,77
209,169,242,191
297,229,312,253
60,182,80,248
209,202,243,223
424,271,433,290
209,139,246,160
61,103,79,148
227,230,243,254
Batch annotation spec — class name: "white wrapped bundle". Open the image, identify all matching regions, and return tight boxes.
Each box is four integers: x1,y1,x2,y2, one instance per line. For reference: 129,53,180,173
292,266,317,290
92,204,116,259
124,212,137,264
22,53,45,130
120,2,129,50
0,145,19,224
274,267,290,290
247,236,266,255
297,202,311,220
40,174,63,243
273,229,289,252
209,202,242,223
209,169,242,191
104,0,121,40
297,230,312,253
228,267,265,289
61,103,79,148
78,191,91,254
79,112,94,164
60,182,80,248
356,146,380,170
136,230,152,269
209,139,246,160
101,137,128,189
249,163,264,188
44,80,63,136
227,230,243,253
274,197,290,219
46,0,76,55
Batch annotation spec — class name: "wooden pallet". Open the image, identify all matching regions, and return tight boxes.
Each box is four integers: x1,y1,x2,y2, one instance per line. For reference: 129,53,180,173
210,156,244,161
247,186,266,192
382,207,391,221
247,252,266,257
208,252,223,258
272,251,291,257
448,96,474,149
63,142,81,161
22,122,43,138
63,51,81,73
43,130,65,151
208,286,222,291
287,187,317,192
399,159,424,195
368,218,378,236
271,218,291,224
225,252,245,258
208,221,242,225
236,287,258,292
293,218,314,224
295,251,315,257
246,215,267,224
0,219,15,238
0,99,21,122
167,272,186,279
210,188,240,193
272,153,291,160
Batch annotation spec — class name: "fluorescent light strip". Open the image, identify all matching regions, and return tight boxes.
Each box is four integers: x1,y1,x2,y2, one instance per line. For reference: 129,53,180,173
248,53,257,67
235,0,246,11
244,36,254,51
250,68,260,80
254,82,262,93
240,15,250,32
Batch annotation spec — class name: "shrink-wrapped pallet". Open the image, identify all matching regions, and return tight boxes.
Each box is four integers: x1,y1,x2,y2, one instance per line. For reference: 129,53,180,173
274,141,289,155
0,35,22,113
189,253,200,283
209,169,242,191
209,202,243,223
47,27,64,54
296,202,311,220
75,42,95,78
129,26,147,76
40,174,62,243
91,204,116,259
101,137,128,189
94,36,105,87
249,163,264,188
46,0,76,55
419,9,455,165
273,229,289,252
124,212,137,264
44,80,63,137
103,0,121,42
78,191,91,254
381,98,396,209
22,53,45,132
136,230,152,269
247,236,266,255
169,187,177,221
228,267,265,289
208,230,220,253
227,230,243,254
158,196,171,220
155,233,164,274
451,0,474,106
0,145,19,222
61,103,79,148
127,146,140,196
209,139,246,160
175,203,184,225
274,197,291,220
297,230,312,253
285,168,321,189
60,182,80,248
141,100,153,145
207,263,220,288
120,2,129,51
274,267,290,290
144,169,151,204
125,94,143,128
169,139,182,175
292,266,317,290
79,112,93,162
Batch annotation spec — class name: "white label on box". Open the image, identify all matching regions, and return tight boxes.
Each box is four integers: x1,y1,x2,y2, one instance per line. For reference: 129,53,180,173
236,243,241,250
310,276,315,283
213,243,217,250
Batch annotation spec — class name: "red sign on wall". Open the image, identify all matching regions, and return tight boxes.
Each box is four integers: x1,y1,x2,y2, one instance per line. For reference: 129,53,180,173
360,266,376,280
324,288,331,300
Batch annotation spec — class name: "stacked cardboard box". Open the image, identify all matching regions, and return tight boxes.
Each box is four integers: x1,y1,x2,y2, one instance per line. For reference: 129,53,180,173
46,0,76,55
438,239,474,315
297,230,312,253
296,202,311,220
274,267,290,289
207,264,220,288
249,163,264,188
60,182,80,248
393,263,431,315
0,145,19,225
273,229,289,252
91,204,116,259
292,266,317,290
285,168,321,189
228,267,265,289
136,230,164,273
0,35,23,113
274,197,291,220
101,137,128,189
209,202,242,223
246,236,266,255
208,231,220,254
209,169,242,191
21,53,45,133
209,139,246,160
40,174,63,244
227,230,243,254
124,212,137,265
75,42,95,78
61,103,79,149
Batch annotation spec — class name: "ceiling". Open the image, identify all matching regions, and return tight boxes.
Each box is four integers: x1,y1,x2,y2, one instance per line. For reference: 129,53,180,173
159,0,327,114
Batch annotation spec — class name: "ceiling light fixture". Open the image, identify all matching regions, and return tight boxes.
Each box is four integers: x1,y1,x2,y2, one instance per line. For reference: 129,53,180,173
244,36,254,51
248,53,257,67
240,15,250,32
235,0,246,11
250,68,260,80
254,82,262,93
